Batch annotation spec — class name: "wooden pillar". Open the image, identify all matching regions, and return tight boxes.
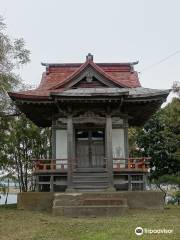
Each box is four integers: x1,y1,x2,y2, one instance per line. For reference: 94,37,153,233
105,114,115,190
124,119,129,158
51,120,56,159
128,174,132,191
66,115,74,190
50,121,56,192
143,174,147,190
50,175,54,192
35,175,39,192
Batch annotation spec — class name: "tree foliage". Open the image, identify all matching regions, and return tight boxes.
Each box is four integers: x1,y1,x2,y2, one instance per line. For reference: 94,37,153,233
0,16,30,115
172,81,180,97
1,115,51,192
0,16,51,193
128,127,141,157
136,98,180,180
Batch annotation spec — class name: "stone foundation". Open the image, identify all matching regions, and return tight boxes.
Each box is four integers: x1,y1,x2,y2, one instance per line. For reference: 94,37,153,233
17,191,164,216
17,192,54,211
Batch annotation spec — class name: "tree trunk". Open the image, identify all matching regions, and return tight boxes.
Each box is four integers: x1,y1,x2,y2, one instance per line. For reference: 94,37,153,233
156,183,167,204
4,179,9,205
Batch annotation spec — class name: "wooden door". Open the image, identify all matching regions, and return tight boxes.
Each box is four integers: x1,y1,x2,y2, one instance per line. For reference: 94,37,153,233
76,129,105,168
91,130,105,167
76,130,89,167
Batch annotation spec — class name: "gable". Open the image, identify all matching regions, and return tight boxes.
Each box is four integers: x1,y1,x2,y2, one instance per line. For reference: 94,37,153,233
58,65,121,89
72,76,108,88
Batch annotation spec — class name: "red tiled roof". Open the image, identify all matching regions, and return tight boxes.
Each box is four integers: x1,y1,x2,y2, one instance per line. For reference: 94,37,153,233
9,55,141,100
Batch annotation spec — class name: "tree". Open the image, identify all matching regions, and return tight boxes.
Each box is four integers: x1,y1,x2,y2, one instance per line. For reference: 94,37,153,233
0,16,30,116
128,127,142,157
1,115,51,192
153,175,180,203
137,98,180,180
0,16,41,194
172,81,180,97
0,14,30,174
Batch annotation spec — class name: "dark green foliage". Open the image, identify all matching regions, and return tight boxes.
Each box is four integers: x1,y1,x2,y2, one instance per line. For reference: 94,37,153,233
128,127,142,157
0,115,51,192
137,98,180,180
156,175,180,185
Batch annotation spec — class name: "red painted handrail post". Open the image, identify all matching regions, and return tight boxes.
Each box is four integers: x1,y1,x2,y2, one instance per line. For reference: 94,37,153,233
128,159,131,169
43,161,46,170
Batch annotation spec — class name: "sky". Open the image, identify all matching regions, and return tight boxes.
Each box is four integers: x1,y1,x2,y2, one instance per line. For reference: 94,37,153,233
1,0,180,95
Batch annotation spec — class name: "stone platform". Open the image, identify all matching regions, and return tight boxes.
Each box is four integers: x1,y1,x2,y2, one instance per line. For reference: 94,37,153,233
17,191,164,217
52,192,128,217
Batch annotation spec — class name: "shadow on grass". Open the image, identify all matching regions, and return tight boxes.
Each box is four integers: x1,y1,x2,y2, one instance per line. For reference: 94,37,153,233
0,203,17,209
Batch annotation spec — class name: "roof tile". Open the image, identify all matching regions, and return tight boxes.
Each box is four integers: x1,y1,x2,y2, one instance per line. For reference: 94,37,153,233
9,58,142,99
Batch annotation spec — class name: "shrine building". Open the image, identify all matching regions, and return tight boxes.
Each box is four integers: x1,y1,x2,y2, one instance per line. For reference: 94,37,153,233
9,54,169,193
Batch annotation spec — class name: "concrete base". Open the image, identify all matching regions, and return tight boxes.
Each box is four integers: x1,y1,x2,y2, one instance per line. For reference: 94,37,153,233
52,205,128,217
52,192,128,217
17,191,164,217
17,192,54,211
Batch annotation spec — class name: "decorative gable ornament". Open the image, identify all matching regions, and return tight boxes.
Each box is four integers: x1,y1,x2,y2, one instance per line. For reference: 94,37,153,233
86,70,93,83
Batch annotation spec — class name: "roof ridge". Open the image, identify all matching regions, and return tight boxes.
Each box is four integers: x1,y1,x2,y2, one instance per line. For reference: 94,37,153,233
41,61,139,67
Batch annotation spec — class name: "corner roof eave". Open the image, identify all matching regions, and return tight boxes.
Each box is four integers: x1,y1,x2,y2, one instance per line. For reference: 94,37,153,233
126,88,171,100
8,92,52,102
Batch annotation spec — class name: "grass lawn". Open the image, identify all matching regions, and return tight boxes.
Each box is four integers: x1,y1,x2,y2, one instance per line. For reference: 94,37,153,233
0,204,179,240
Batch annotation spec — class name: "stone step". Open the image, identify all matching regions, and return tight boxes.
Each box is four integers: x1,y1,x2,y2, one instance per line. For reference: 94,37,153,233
73,177,108,182
82,197,127,206
52,205,128,217
73,172,108,177
74,168,107,173
73,185,109,192
73,182,108,188
54,192,125,199
54,197,127,207
72,189,108,192
73,184,108,189
73,179,108,184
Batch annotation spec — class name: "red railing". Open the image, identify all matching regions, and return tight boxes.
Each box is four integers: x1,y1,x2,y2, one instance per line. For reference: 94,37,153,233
113,157,151,171
33,159,68,172
33,157,150,172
